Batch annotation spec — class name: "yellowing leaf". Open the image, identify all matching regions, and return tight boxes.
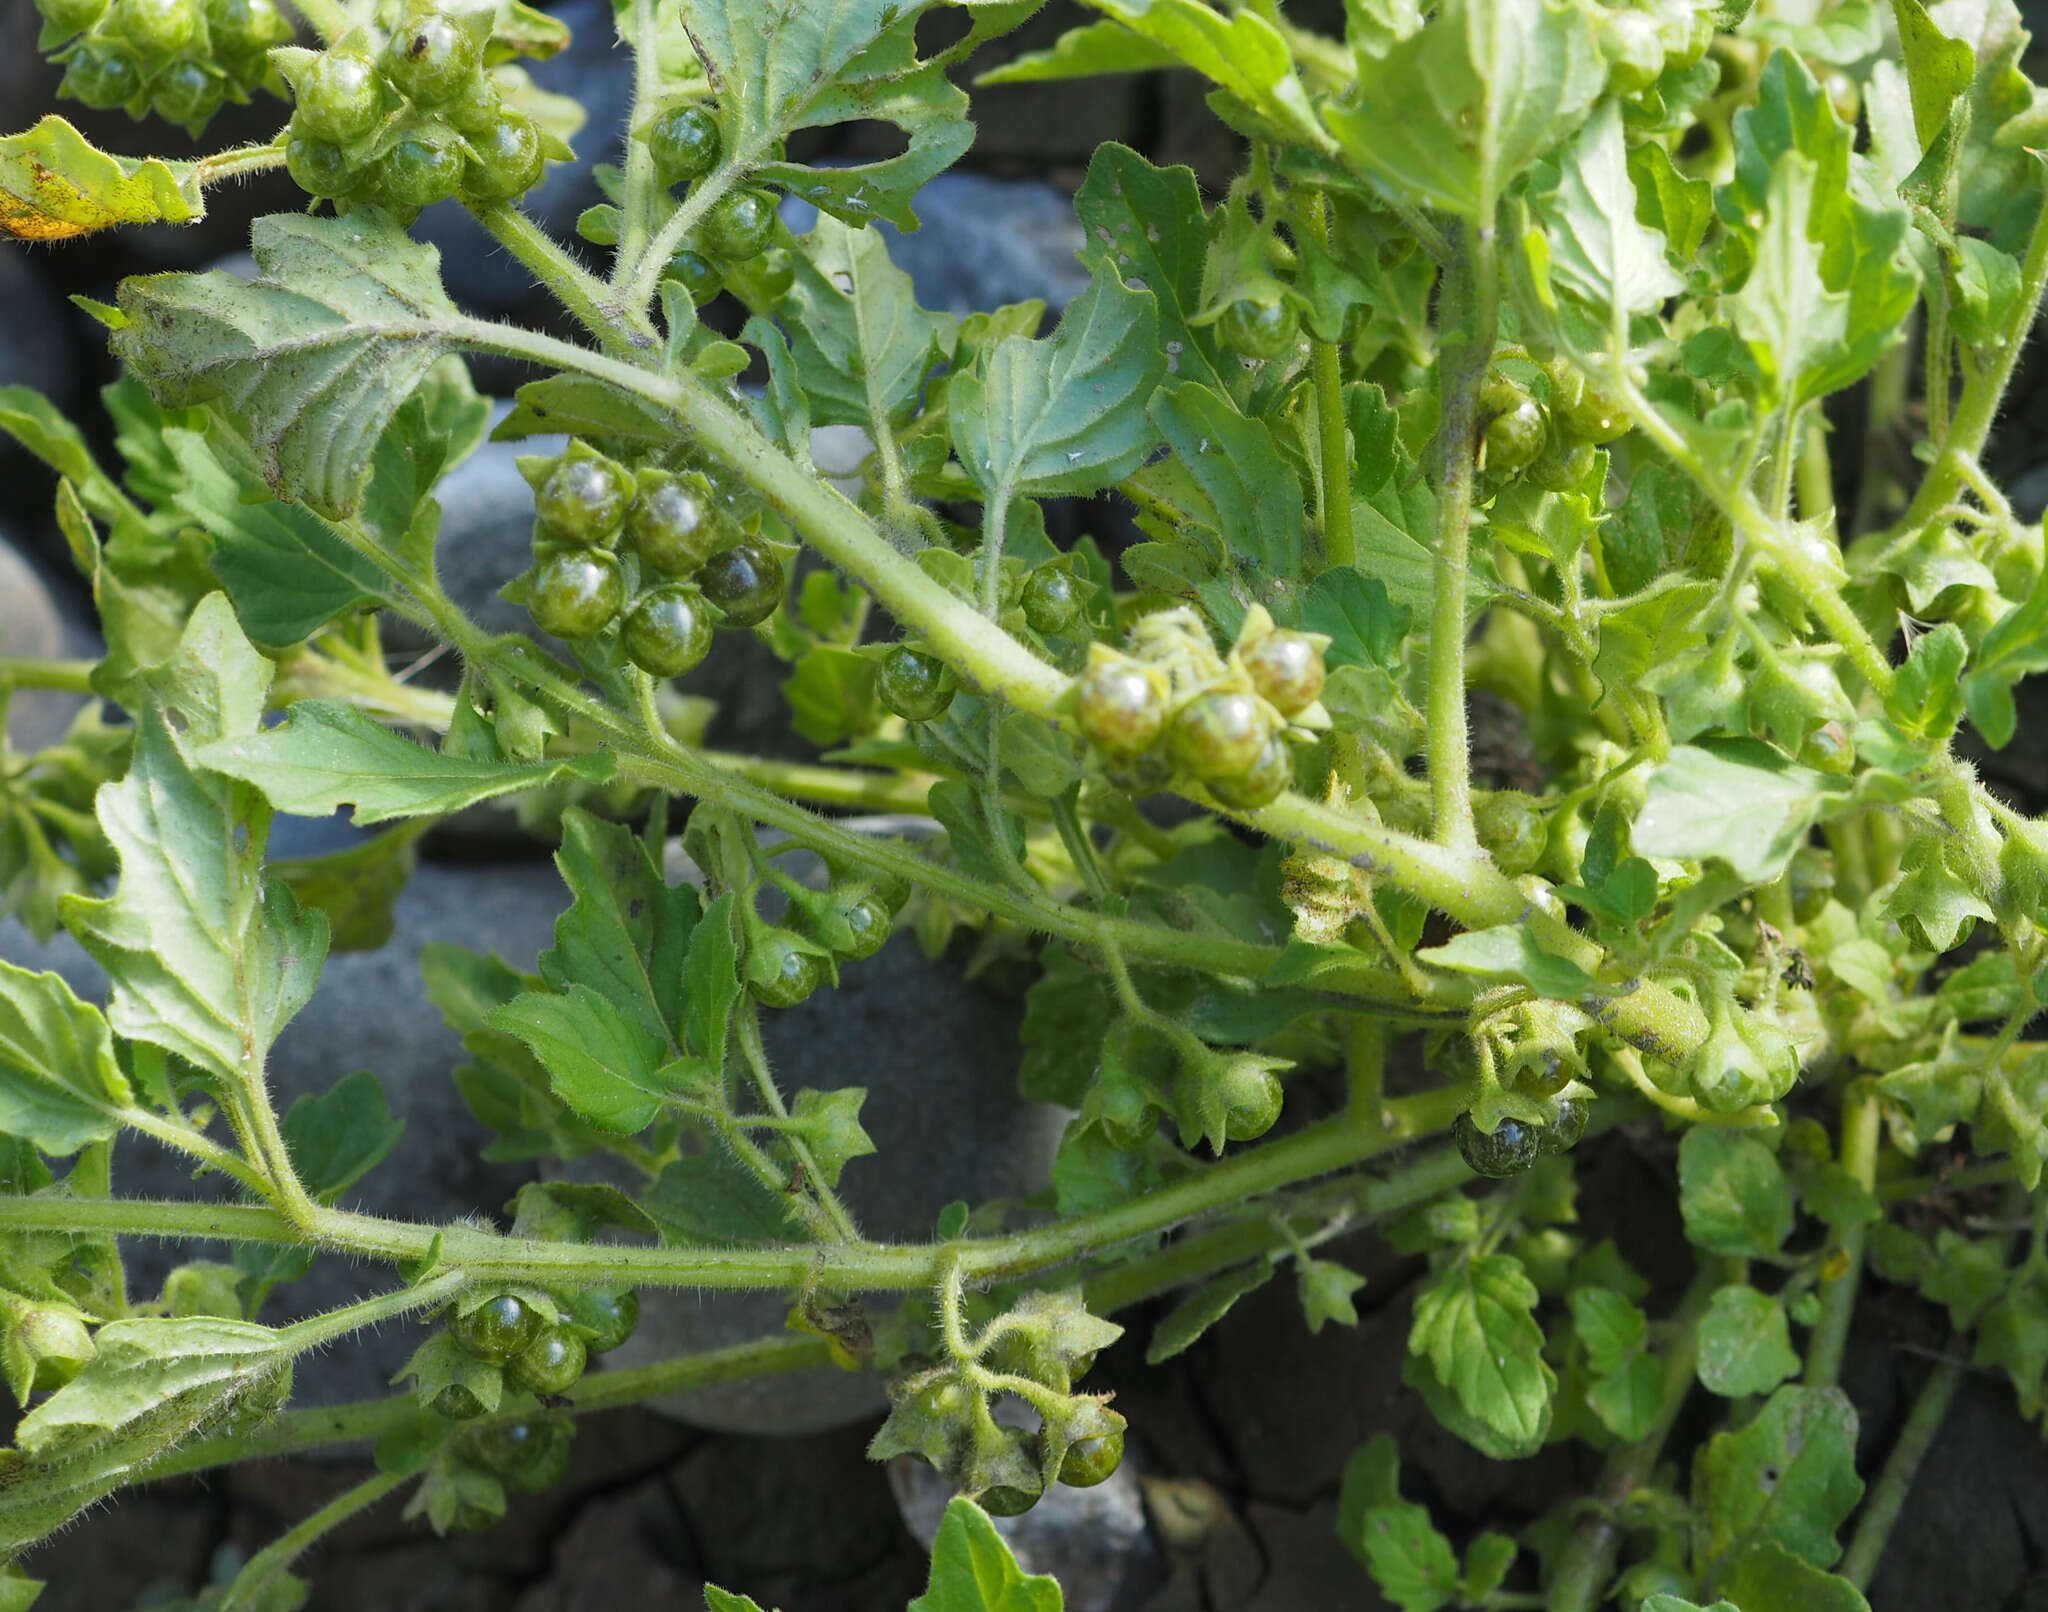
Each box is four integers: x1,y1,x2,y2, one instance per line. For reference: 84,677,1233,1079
0,116,203,242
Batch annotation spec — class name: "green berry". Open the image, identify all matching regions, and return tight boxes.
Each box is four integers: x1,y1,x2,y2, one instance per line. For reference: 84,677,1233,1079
752,246,796,300
1205,734,1291,810
647,103,722,184
703,188,778,259
461,112,542,203
662,248,725,304
527,550,625,640
536,454,632,545
285,135,355,197
1218,299,1296,360
38,0,110,38
1474,790,1546,878
471,1418,573,1493
878,645,955,723
1058,1426,1124,1488
374,134,464,212
1453,1112,1540,1179
746,930,823,1009
819,888,892,962
1484,397,1548,474
1530,436,1597,493
508,1327,586,1395
1537,1096,1588,1156
623,584,714,679
562,1288,639,1355
629,472,728,575
1561,385,1629,445
1240,629,1325,717
112,0,200,56
64,40,143,107
697,541,784,628
294,51,382,142
452,1294,543,1364
979,1483,1042,1518
152,58,223,125
207,0,288,57
440,70,502,135
1103,747,1173,796
430,1381,491,1421
381,9,480,105
1075,660,1167,757
1021,567,1082,635
1168,690,1268,781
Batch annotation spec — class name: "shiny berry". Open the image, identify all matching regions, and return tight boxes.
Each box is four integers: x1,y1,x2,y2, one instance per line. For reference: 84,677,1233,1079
647,103,722,184
1168,690,1268,781
623,584,714,678
1537,1096,1589,1156
663,247,725,304
1561,386,1629,445
375,135,464,212
1205,735,1291,810
979,1483,1042,1518
63,41,142,108
381,9,480,105
878,645,955,723
536,455,632,545
430,1381,490,1420
153,59,223,125
472,1418,572,1493
1218,299,1296,360
1058,1427,1125,1488
1075,661,1167,756
822,890,892,961
1240,630,1325,717
1021,567,1082,635
113,0,200,55
1530,436,1597,493
563,1288,639,1355
1484,397,1548,474
1453,1112,1540,1179
508,1327,586,1395
207,0,288,56
452,1294,543,1364
704,188,778,259
697,541,784,628
628,472,728,574
746,930,823,1008
461,112,543,203
527,550,625,640
38,0,108,36
294,51,382,142
285,135,355,197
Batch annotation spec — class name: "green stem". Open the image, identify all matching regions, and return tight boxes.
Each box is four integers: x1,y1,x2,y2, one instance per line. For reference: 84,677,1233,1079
618,161,740,320
1796,411,1834,528
467,204,654,359
219,1468,411,1612
1804,1079,1880,1390
1899,173,2048,533
733,1001,861,1242
1308,196,1356,571
1851,328,1916,536
1345,1014,1385,1137
1838,1357,1965,1592
617,0,661,272
117,1106,274,1199
1545,1275,1711,1612
278,1271,467,1353
0,657,96,694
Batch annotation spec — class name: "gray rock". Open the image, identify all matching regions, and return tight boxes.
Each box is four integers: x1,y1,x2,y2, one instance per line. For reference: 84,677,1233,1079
0,246,74,403
433,407,567,637
783,171,1090,319
0,531,100,754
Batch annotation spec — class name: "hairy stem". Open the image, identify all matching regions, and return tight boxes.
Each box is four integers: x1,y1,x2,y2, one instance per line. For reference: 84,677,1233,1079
0,657,97,693
1839,1357,1965,1592
219,1468,411,1611
733,1000,861,1241
1307,196,1356,571
468,204,654,358
1804,1079,1879,1390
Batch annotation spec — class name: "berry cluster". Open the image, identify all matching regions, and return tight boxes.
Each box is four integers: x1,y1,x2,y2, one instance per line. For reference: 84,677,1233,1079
424,1285,639,1421
628,101,795,308
1074,605,1330,808
741,864,906,1010
44,0,291,132
513,440,786,672
1477,357,1632,491
276,7,547,215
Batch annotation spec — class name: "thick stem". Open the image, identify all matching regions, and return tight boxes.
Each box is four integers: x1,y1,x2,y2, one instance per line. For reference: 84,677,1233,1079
1545,1276,1711,1612
1805,1079,1879,1390
0,657,97,693
1839,1358,1965,1592
1307,196,1356,571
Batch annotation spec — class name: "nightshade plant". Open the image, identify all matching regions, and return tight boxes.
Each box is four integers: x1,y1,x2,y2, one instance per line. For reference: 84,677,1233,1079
5,0,2048,1605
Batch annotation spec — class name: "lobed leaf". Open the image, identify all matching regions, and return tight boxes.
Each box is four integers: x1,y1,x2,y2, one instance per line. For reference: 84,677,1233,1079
0,116,203,242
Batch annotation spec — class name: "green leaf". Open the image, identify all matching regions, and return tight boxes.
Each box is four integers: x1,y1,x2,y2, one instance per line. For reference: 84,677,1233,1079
780,217,952,437
197,701,614,825
0,963,130,1156
490,373,672,445
688,0,977,232
786,1088,876,1187
1697,1284,1800,1397
1461,1534,1518,1603
62,598,327,1096
397,1330,502,1418
704,1590,774,1612
1885,622,1968,742
643,1149,803,1246
1679,1129,1794,1259
1073,0,1330,151
1323,0,1605,219
279,1071,404,1205
782,648,881,748
681,893,742,1074
1528,101,1682,341
1628,139,1714,265
1409,1254,1555,1456
1298,1259,1368,1334
1071,144,1227,394
928,779,1029,889
1145,1259,1276,1363
1634,742,1851,882
1147,381,1304,584
487,983,670,1136
1694,1385,1863,1570
977,19,1178,83
1416,926,1596,999
112,212,462,518
1336,1439,1460,1612
951,265,1163,502
1020,947,1114,1107
909,1496,1063,1612
1893,0,1977,151
271,823,426,954
999,713,1083,799
1919,1229,2010,1332
1586,1352,1664,1442
0,115,202,242
1721,1543,1871,1612
1975,1262,2048,1416
1303,568,1410,670
1569,1285,1646,1377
